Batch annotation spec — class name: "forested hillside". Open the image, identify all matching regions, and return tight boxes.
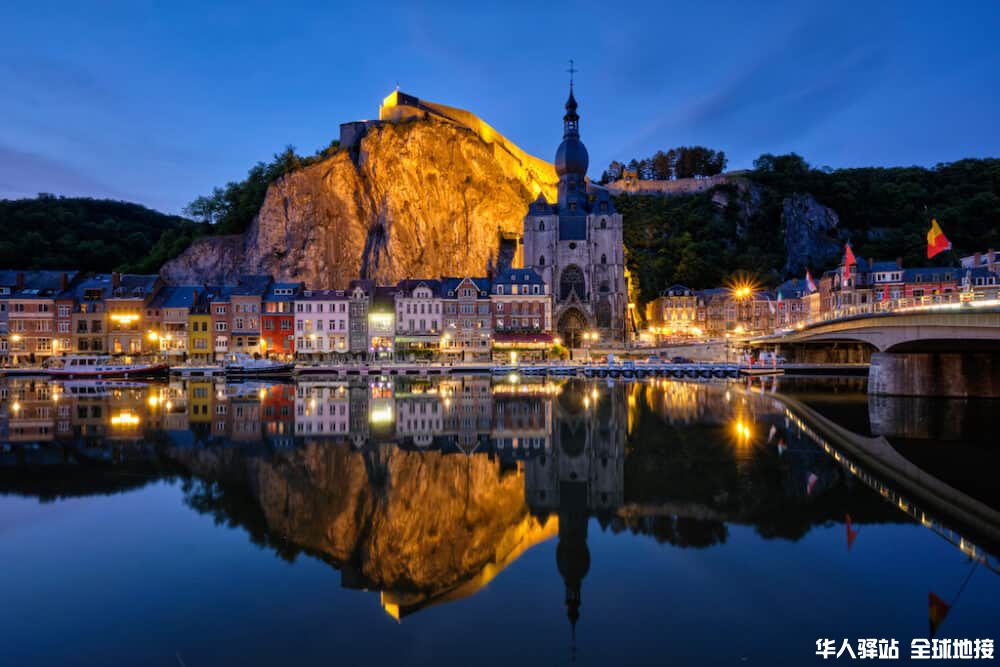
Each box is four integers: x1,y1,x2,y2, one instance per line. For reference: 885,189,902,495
0,195,205,273
621,156,1000,304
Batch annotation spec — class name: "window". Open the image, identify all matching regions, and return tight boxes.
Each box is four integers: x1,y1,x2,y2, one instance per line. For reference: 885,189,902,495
539,255,545,266
601,254,607,265
600,218,607,229
539,221,545,231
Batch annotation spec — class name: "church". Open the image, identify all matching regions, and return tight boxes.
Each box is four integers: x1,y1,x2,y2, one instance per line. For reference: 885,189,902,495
521,81,628,347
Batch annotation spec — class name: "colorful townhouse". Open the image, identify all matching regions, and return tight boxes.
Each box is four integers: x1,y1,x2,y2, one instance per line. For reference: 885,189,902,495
186,292,213,364
441,277,493,361
208,287,232,360
6,271,77,362
393,279,442,360
229,275,270,356
68,274,111,355
262,282,301,360
152,286,204,360
490,267,552,361
294,289,350,360
105,274,162,357
645,284,699,337
368,286,397,360
348,280,373,359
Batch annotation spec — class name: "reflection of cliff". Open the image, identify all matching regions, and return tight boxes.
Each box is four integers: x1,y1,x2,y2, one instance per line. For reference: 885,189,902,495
167,441,555,618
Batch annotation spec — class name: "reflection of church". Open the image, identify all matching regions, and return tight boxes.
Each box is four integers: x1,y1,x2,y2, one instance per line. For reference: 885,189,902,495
521,82,627,347
524,382,626,644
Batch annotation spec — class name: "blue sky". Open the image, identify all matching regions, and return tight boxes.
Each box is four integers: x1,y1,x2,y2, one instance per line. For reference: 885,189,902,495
2,1,998,214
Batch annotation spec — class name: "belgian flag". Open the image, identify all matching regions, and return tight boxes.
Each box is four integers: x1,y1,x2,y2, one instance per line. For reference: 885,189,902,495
927,219,952,259
928,591,951,637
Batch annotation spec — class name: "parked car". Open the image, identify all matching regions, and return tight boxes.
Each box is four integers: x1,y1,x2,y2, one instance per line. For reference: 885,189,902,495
671,356,693,364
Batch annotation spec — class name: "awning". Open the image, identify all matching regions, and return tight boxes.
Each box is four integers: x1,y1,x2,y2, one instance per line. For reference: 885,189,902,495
492,332,553,347
395,335,440,344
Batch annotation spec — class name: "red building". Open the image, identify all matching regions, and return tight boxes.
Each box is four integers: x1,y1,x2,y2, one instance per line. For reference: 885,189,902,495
262,282,301,360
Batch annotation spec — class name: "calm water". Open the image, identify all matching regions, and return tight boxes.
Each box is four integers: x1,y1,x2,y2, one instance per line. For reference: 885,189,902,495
1,375,997,666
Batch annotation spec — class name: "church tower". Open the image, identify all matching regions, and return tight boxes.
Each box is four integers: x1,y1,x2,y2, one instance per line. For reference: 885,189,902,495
522,74,627,348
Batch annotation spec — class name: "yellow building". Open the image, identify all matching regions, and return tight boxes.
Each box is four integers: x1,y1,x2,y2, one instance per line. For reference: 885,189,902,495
187,305,212,364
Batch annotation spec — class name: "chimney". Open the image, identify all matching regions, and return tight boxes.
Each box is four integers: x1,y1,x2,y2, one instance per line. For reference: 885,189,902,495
192,289,198,304
60,273,68,291
15,272,24,290
988,249,996,267
973,251,982,267
896,257,903,269
111,272,121,289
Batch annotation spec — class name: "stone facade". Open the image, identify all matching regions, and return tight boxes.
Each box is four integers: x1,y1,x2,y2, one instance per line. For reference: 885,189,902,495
521,87,627,347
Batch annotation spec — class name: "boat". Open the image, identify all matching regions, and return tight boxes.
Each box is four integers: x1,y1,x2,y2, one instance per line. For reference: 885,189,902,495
43,355,169,379
223,352,294,376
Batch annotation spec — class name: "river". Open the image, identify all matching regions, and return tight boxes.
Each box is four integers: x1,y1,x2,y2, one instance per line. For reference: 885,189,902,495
1,375,997,665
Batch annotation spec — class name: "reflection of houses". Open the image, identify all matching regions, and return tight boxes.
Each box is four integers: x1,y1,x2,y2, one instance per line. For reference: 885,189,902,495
295,381,351,436
440,377,493,452
395,388,444,448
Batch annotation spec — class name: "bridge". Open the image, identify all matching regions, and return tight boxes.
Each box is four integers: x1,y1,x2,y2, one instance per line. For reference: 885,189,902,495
751,306,1000,396
773,392,1000,567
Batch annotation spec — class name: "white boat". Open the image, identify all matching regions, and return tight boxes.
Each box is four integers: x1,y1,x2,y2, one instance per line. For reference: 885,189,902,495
223,353,294,376
44,355,170,378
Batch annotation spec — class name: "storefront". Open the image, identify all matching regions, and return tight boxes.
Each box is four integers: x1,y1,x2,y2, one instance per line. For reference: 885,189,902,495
491,332,555,363
394,335,439,361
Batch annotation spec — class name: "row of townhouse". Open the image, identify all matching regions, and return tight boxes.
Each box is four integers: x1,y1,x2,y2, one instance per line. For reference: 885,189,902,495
0,267,554,364
645,250,1000,338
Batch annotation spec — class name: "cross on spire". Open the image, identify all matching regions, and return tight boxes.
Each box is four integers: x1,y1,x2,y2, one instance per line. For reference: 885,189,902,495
567,59,578,90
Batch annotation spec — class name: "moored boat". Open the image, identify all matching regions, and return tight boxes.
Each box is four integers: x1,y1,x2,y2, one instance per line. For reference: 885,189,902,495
44,355,169,379
223,353,294,376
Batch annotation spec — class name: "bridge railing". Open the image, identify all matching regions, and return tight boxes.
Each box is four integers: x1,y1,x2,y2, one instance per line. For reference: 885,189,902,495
769,292,999,336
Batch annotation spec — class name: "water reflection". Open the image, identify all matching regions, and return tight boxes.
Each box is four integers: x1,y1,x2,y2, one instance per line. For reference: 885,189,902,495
1,375,998,632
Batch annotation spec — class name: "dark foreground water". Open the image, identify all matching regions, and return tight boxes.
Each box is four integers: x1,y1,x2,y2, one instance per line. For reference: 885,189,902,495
1,375,997,666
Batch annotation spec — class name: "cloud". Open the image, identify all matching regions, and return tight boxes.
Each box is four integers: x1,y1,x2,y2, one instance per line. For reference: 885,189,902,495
618,5,895,158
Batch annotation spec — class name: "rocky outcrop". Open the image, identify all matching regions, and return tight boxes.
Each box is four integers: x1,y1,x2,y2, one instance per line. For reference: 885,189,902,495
162,119,558,287
158,234,247,285
168,442,555,610
782,193,842,275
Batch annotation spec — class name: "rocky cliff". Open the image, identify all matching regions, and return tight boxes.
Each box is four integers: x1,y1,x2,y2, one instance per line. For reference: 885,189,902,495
781,192,842,275
168,442,555,614
162,119,558,287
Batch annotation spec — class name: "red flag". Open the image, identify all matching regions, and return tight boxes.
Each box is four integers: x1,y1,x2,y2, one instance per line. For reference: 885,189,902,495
882,284,890,302
927,219,952,259
806,270,818,293
844,243,857,271
846,513,859,551
928,592,951,637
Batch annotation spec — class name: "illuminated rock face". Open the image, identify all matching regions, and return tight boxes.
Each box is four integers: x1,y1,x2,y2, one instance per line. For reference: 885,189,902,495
162,119,559,288
169,442,553,604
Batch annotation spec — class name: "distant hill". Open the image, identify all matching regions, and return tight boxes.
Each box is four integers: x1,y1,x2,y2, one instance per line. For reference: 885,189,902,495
621,156,1000,303
0,195,206,273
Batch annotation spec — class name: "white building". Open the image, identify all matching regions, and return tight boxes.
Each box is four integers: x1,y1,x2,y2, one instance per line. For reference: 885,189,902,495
294,290,349,359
